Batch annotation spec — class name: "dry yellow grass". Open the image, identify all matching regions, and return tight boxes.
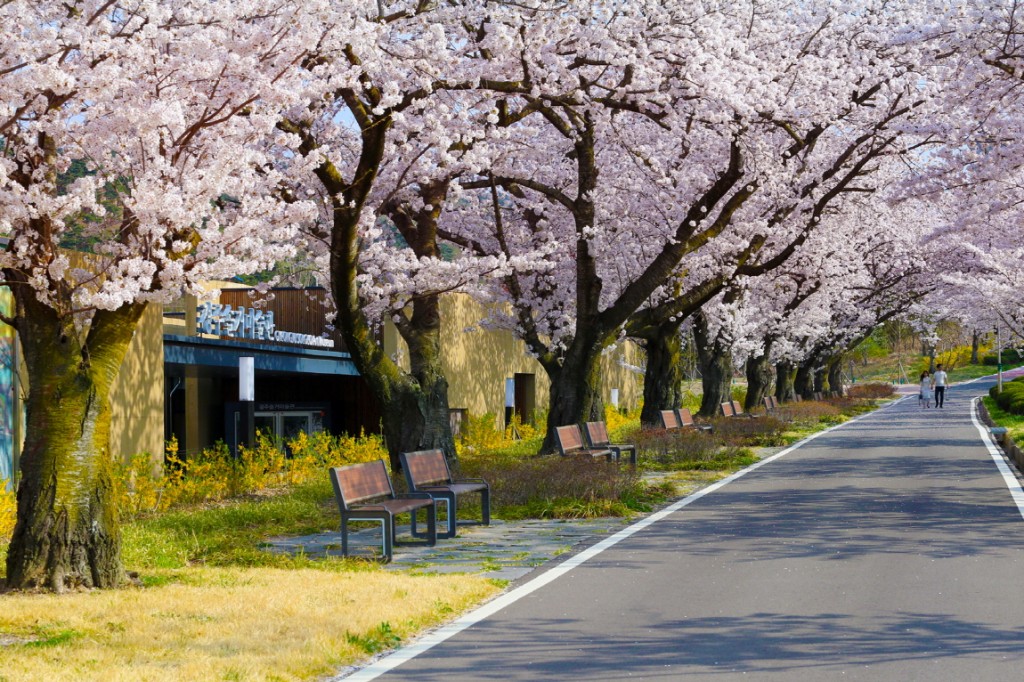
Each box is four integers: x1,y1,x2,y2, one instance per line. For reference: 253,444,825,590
0,567,499,682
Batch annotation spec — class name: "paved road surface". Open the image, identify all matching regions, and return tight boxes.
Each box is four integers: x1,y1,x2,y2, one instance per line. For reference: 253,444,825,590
343,378,1024,681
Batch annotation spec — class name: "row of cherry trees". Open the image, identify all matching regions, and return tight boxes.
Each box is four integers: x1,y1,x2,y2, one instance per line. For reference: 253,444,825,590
0,0,1017,589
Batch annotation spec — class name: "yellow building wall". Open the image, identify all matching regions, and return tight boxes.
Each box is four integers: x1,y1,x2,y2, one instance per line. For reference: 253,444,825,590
108,303,166,461
384,293,643,427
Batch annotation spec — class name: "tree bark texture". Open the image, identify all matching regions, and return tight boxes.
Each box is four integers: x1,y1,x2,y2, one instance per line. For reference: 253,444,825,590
826,354,844,395
971,329,980,365
5,298,145,591
813,364,827,394
795,362,815,399
775,360,796,403
638,323,685,427
744,348,774,412
694,314,733,418
540,342,605,453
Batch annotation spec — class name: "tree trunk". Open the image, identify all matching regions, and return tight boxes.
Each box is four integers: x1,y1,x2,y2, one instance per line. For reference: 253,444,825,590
775,360,795,403
795,362,815,399
694,314,733,418
6,299,145,591
744,349,773,412
540,343,605,453
971,329,980,365
813,364,827,394
639,323,685,427
826,354,844,396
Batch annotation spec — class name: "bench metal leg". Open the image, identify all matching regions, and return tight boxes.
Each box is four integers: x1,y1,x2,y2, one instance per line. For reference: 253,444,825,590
340,513,392,562
413,497,451,539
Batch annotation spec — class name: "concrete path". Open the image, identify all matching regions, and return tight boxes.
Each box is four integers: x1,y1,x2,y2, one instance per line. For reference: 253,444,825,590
264,516,632,582
337,378,1024,681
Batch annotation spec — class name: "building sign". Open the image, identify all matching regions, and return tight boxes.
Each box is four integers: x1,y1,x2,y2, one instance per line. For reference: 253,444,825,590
197,302,334,348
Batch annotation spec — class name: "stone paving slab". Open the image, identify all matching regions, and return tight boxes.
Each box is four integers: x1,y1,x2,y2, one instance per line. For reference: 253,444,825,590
262,517,632,581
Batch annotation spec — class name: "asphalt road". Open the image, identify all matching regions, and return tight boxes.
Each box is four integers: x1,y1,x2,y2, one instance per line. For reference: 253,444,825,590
346,378,1024,681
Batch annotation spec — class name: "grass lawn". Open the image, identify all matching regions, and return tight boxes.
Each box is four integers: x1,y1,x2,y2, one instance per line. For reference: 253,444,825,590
0,567,496,682
0,479,500,682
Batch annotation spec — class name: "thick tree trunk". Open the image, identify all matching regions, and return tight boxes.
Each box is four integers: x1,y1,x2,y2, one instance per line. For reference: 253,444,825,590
336,291,456,471
775,360,795,403
971,329,980,365
694,314,733,418
813,365,827,394
639,323,685,427
826,354,844,395
795,362,815,399
540,344,605,453
744,349,774,412
6,300,145,591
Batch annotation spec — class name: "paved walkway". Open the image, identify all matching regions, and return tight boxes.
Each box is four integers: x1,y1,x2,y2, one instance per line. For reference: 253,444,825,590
334,380,1024,681
263,516,634,582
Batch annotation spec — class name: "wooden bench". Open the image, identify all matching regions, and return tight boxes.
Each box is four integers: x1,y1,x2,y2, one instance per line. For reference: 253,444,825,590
329,460,436,562
555,424,614,461
763,396,776,413
722,400,757,419
676,407,713,432
584,421,637,466
659,409,682,429
400,449,490,539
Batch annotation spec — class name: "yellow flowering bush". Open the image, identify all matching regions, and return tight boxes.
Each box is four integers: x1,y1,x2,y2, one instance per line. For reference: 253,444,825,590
112,431,389,520
0,480,16,545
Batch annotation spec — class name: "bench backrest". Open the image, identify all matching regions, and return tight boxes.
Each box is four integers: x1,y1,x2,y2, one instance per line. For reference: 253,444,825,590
813,392,824,402
676,408,696,427
584,421,610,448
330,460,393,510
555,424,585,454
769,396,779,410
794,394,803,403
721,401,736,417
659,409,681,429
732,401,746,416
401,449,451,488
763,396,774,412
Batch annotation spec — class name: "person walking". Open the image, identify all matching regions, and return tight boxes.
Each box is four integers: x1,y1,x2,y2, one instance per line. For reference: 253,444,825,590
933,363,948,408
919,370,933,408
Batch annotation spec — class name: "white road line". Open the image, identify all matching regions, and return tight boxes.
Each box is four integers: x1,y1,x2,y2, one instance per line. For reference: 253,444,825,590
337,405,889,681
970,397,1024,522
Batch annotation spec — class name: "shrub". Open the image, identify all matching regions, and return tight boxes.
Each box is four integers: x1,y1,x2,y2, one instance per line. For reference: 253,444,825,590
111,430,388,520
632,428,722,468
457,454,653,518
0,480,15,545
846,382,896,399
710,416,788,447
775,401,842,424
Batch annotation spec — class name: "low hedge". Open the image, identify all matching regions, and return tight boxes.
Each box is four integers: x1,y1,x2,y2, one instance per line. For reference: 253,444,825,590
989,377,1024,415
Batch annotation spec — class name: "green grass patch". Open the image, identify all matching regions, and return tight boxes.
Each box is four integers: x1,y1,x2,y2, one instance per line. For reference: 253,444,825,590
121,478,349,573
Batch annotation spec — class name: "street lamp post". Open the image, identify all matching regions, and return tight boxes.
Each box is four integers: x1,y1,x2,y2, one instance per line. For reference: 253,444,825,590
997,327,1003,394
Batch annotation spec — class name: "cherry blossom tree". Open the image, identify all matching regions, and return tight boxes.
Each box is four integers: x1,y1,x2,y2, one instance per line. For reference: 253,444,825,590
0,1,317,590
272,1,560,468
441,0,955,444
